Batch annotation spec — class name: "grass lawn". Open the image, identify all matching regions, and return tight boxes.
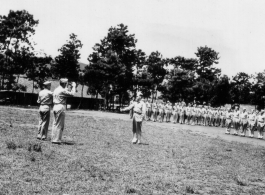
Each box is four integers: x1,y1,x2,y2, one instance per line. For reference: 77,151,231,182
0,107,265,194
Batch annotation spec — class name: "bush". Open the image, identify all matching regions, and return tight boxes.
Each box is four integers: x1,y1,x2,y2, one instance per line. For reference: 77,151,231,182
27,143,42,152
6,141,17,150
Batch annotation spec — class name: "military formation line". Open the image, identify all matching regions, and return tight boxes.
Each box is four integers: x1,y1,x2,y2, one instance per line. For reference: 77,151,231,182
129,100,265,140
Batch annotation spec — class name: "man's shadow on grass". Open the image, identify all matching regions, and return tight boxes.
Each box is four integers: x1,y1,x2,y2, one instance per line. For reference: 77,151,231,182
62,140,76,145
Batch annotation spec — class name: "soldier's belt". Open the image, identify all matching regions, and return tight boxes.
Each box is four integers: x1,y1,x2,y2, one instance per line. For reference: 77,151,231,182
134,111,142,115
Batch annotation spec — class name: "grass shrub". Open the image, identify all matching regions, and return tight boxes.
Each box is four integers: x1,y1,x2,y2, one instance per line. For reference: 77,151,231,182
6,140,17,150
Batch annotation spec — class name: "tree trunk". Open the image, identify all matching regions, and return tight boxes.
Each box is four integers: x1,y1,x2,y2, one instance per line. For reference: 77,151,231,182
32,81,34,93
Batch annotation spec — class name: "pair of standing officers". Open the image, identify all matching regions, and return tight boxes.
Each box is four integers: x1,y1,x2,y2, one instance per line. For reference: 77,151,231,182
37,79,76,144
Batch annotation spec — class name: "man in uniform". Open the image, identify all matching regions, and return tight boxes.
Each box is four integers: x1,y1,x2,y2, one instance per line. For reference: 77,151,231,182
233,105,241,135
248,109,257,138
146,99,152,121
172,103,178,124
151,100,158,122
165,101,172,122
37,81,53,140
185,103,191,125
225,109,233,134
220,108,226,128
240,108,248,136
176,102,181,123
179,102,186,124
121,94,146,144
257,110,265,139
51,78,76,144
191,104,197,125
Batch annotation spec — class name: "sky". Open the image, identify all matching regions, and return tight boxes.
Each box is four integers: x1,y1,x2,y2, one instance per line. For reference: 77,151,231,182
1,0,265,77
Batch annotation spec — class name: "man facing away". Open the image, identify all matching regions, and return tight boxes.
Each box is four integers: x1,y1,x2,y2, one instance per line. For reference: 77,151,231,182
37,81,53,140
51,78,76,144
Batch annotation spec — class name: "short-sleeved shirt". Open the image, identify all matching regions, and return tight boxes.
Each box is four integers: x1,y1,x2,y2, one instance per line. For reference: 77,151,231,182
53,86,75,104
37,89,53,105
125,101,146,115
248,113,256,121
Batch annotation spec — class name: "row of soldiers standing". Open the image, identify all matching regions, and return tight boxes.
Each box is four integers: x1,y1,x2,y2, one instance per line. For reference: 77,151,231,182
129,99,265,139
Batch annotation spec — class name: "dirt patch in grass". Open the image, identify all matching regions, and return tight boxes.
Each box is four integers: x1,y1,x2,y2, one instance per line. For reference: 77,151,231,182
0,107,265,194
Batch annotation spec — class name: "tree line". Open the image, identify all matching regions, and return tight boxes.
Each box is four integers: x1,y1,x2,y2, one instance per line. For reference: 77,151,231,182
0,10,265,109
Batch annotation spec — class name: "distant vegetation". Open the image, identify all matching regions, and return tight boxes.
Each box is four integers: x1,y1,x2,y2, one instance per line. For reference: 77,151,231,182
1,10,265,109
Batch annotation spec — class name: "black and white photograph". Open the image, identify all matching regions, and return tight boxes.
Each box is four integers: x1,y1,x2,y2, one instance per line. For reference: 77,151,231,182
1,0,265,194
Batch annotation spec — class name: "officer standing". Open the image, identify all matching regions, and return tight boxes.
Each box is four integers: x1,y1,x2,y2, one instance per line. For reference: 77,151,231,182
51,78,76,144
121,94,146,144
37,81,53,140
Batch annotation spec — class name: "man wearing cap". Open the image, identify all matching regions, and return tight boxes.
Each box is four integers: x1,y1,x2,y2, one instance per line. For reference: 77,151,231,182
248,109,257,138
225,109,233,134
158,101,166,122
233,105,241,135
179,102,186,124
240,108,248,136
121,94,146,144
152,100,159,122
256,110,265,139
37,81,53,140
51,78,76,144
165,101,172,122
146,99,152,121
185,103,191,125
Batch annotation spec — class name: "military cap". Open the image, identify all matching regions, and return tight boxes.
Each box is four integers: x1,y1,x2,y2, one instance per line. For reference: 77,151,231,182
60,78,68,83
43,81,51,85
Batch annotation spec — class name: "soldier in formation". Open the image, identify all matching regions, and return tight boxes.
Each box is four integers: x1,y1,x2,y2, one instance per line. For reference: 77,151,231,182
135,99,264,140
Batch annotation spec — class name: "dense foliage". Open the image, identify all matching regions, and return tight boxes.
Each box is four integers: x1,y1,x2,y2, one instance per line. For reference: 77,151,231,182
1,10,265,109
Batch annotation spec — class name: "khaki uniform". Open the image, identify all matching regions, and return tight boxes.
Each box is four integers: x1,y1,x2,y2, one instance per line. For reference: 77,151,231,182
179,106,186,124
225,112,233,134
146,102,152,121
233,110,241,135
240,112,248,136
248,113,256,137
37,89,53,139
158,104,165,122
165,104,172,122
51,86,75,143
152,103,159,122
185,107,191,125
123,101,146,143
257,115,265,139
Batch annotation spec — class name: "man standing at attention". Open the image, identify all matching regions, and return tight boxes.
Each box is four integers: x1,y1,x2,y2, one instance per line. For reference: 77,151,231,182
51,78,76,144
233,105,241,135
248,109,257,138
37,81,53,140
257,110,265,139
152,100,159,122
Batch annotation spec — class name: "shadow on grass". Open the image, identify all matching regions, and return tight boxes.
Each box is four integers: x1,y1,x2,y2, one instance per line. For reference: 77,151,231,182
138,143,149,145
62,140,76,145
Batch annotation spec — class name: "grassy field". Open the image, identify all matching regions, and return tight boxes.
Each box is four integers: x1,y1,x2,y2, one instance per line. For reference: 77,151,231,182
0,107,265,194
